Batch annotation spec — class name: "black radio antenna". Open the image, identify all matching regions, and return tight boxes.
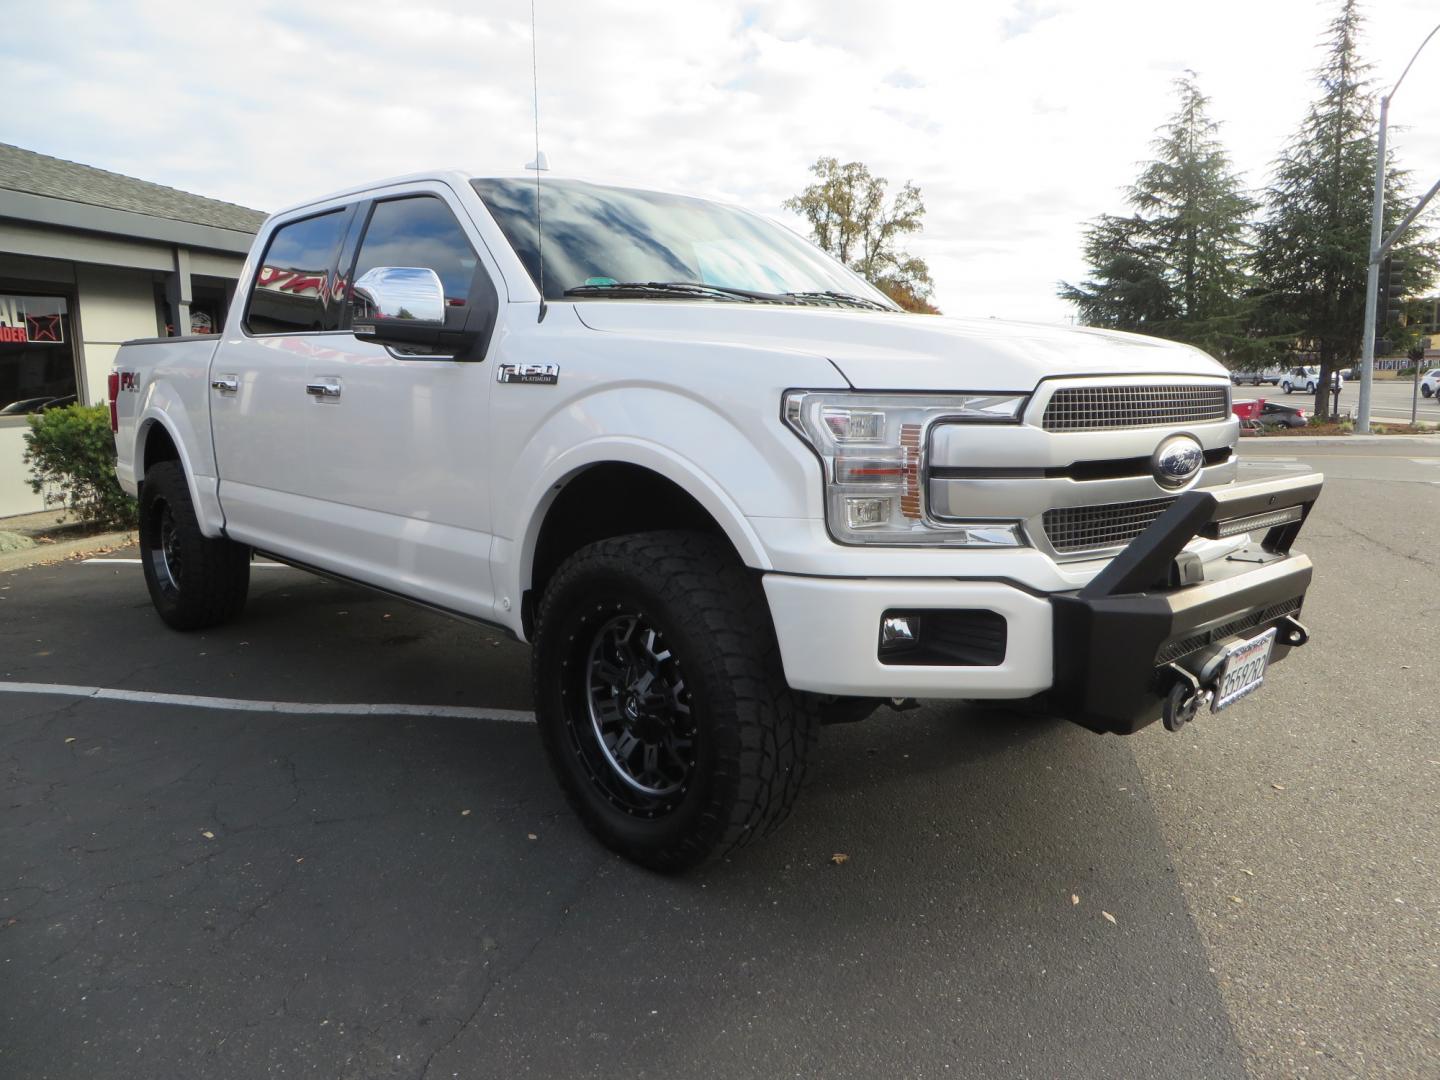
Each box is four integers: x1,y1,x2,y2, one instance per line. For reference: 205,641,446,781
528,0,547,323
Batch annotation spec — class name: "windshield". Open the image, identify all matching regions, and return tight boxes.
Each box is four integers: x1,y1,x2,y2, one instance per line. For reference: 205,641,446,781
471,178,897,308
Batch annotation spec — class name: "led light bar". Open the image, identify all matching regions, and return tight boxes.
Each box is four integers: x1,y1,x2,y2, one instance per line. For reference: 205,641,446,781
1205,505,1303,539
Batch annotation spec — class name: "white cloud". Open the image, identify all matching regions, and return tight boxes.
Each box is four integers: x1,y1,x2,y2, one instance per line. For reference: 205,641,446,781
2,0,1437,322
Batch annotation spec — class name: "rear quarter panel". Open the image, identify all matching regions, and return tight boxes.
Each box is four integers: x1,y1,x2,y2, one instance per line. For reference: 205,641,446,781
114,337,225,536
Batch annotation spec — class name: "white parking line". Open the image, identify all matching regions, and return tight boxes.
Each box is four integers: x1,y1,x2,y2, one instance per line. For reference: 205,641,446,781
0,681,536,723
81,558,287,567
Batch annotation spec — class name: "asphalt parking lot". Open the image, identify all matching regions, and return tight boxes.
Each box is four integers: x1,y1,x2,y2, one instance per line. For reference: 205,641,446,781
2,440,1437,1079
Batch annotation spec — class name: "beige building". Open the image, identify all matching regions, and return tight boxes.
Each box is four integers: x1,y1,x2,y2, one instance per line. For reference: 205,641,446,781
0,143,264,517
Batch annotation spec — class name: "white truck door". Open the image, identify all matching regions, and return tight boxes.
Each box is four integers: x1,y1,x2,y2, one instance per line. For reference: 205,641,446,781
299,188,499,619
210,206,355,562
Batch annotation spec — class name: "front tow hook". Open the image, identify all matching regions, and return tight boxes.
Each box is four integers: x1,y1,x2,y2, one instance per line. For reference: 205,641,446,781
1160,665,1212,732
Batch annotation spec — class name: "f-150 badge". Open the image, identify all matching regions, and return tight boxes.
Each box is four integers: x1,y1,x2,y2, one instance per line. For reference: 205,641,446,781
497,363,559,385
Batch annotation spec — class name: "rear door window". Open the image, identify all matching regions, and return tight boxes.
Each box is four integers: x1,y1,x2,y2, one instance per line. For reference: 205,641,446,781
246,210,350,334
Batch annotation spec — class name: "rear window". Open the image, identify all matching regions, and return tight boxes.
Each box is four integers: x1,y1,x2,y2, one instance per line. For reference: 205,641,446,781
246,210,349,334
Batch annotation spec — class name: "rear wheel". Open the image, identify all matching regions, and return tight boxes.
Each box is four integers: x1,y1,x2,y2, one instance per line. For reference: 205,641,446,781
139,461,251,630
532,531,817,871
1423,384,1433,398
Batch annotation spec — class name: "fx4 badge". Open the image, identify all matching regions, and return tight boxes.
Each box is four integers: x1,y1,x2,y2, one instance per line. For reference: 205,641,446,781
497,363,560,385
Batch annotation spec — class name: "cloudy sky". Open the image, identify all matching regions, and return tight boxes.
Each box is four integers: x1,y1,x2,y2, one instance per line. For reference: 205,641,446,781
3,0,1437,322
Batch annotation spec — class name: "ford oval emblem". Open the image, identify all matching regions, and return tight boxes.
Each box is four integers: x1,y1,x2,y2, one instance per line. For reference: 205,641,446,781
1152,434,1205,488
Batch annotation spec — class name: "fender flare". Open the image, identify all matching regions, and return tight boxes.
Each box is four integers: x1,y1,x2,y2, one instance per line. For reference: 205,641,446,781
513,436,774,593
134,409,224,538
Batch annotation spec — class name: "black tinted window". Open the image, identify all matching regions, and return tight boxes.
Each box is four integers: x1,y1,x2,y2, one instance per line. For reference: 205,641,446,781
246,210,348,334
351,197,478,306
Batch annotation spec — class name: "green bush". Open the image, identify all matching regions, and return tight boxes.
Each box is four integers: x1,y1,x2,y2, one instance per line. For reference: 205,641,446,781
22,404,137,529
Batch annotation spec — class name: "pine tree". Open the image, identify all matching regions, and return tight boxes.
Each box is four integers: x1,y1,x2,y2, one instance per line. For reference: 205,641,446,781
1252,0,1438,419
1059,73,1253,357
1058,214,1173,331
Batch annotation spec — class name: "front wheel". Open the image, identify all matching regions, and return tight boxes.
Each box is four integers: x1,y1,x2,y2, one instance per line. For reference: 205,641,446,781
139,461,251,630
1282,381,1294,394
1423,385,1434,398
532,531,817,871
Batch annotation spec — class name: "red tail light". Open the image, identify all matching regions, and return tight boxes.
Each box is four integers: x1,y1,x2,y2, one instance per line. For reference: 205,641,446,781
107,371,119,432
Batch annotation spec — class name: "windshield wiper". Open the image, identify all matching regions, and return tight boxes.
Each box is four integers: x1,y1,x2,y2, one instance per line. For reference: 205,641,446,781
781,290,895,312
563,281,897,311
563,281,766,303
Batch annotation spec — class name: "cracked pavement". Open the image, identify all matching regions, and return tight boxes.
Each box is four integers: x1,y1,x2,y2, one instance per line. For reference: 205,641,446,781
1,440,1436,1079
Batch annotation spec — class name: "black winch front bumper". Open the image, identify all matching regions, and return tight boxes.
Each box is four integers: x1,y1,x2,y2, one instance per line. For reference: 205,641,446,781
1051,472,1323,735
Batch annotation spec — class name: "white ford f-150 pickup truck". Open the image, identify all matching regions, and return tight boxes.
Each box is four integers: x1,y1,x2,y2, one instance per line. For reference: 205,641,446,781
111,171,1321,870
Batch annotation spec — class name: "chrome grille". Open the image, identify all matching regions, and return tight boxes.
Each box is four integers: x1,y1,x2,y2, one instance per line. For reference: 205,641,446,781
1043,384,1229,432
1042,496,1177,554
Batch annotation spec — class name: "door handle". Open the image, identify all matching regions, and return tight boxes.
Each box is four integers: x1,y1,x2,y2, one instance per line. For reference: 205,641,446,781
305,381,341,399
211,375,238,393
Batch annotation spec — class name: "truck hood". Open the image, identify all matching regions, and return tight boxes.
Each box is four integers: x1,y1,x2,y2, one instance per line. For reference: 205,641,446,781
571,303,1225,391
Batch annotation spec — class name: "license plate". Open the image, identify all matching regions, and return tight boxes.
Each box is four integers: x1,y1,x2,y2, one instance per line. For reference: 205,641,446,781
1211,627,1278,712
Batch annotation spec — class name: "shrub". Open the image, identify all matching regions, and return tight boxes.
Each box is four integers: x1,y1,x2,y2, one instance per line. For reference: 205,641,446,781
22,404,137,529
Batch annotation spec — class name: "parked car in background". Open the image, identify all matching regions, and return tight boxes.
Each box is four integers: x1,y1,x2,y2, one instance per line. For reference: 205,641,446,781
1419,369,1440,398
1231,368,1282,386
1280,366,1342,394
1260,401,1308,429
0,396,57,415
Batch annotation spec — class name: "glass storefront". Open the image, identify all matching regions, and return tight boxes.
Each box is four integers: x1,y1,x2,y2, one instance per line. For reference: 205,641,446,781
0,293,78,415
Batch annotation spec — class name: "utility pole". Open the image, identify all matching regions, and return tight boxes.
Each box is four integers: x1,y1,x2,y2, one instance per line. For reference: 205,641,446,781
1357,22,1440,434
1357,95,1387,433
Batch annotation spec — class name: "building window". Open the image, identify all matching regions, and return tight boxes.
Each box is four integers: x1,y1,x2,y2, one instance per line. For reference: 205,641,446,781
0,293,78,415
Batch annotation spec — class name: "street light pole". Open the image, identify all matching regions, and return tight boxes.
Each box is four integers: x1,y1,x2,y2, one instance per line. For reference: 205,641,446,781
1357,21,1440,435
1357,95,1387,434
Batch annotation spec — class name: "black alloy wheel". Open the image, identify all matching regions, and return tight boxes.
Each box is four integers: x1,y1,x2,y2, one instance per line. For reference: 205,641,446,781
533,531,817,871
144,494,184,601
576,608,697,814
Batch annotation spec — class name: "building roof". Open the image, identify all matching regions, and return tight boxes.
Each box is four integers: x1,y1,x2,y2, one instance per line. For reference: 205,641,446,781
0,142,266,234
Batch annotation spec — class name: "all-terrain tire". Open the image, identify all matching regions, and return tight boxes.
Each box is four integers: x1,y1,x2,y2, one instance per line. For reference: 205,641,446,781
139,461,251,631
532,531,818,872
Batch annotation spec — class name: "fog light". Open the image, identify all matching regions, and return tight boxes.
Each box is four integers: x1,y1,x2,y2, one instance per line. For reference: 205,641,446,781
845,496,891,529
880,614,918,649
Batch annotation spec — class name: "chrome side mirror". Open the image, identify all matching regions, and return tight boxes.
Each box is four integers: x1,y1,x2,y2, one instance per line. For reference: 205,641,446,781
351,266,446,325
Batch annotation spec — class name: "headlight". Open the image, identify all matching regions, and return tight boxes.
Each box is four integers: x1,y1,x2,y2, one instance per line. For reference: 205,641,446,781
782,390,1030,546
